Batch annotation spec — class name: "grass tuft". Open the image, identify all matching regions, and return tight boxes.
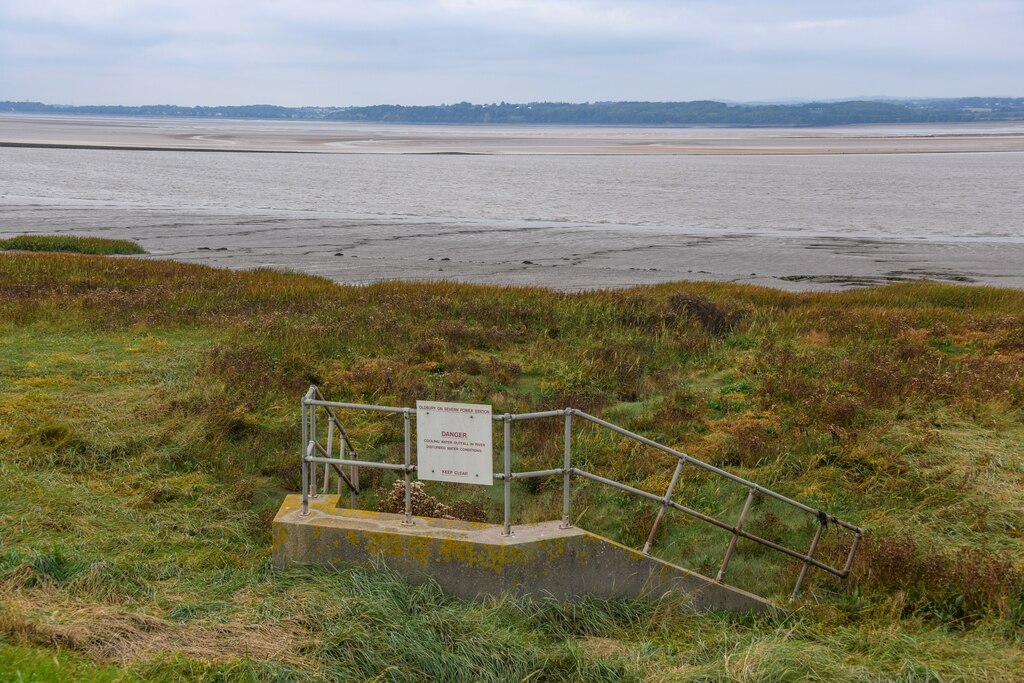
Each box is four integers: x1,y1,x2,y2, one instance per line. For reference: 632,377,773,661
0,234,146,255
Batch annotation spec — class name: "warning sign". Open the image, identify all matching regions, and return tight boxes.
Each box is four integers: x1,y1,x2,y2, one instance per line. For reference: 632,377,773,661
416,401,493,485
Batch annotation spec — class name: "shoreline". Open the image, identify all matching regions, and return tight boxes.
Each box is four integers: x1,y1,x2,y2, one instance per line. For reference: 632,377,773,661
5,140,1024,156
4,114,1024,155
5,218,1024,292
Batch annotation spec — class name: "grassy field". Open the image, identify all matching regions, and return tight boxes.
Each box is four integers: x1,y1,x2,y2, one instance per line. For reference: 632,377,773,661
1,244,1022,681
0,235,146,255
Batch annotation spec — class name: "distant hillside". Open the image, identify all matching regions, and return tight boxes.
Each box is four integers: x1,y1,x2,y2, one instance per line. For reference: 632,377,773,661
4,97,1024,126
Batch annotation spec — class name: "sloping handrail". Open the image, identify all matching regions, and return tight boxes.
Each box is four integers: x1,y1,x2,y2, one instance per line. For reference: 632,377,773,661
300,386,863,601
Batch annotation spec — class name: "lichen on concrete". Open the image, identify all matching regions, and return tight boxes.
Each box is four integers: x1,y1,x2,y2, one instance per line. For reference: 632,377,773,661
272,494,770,612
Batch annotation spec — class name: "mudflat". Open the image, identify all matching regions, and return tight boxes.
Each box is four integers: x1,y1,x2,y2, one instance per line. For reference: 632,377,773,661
3,114,1023,291
4,207,1023,292
4,114,1024,155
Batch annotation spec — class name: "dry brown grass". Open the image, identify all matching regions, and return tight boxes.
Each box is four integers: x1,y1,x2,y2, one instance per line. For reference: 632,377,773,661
0,594,311,667
817,532,1024,623
378,480,487,522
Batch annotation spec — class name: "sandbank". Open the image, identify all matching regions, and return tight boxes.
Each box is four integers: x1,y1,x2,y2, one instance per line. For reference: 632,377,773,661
4,114,1024,155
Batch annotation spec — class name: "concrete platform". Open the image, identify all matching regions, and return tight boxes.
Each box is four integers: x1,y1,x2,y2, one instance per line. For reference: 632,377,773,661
272,495,771,613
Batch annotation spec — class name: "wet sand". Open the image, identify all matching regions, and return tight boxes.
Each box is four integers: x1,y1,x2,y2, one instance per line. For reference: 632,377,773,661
6,207,1024,291
4,114,1024,155
3,114,1023,291
142,226,1024,291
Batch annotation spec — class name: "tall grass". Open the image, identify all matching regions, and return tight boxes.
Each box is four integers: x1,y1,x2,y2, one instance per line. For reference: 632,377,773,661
1,252,1022,680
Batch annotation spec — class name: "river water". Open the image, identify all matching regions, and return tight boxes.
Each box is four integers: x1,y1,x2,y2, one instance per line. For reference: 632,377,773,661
2,117,1023,290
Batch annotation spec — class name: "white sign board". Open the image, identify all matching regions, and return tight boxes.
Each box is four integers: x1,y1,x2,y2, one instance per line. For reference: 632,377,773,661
416,401,493,485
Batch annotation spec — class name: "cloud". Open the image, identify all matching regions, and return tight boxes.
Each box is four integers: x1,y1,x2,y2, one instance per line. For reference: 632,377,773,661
0,0,1021,105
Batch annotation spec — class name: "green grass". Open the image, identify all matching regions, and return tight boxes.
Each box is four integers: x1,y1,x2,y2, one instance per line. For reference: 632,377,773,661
0,251,1022,680
0,235,146,255
0,644,127,682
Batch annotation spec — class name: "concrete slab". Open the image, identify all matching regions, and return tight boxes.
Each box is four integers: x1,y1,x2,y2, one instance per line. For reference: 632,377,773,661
272,494,771,613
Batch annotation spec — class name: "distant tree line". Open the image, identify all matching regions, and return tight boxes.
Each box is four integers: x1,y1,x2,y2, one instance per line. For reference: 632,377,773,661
0,102,305,120
4,98,1023,126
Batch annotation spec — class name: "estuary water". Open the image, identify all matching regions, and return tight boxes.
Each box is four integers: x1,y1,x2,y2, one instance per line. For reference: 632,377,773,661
2,116,1023,290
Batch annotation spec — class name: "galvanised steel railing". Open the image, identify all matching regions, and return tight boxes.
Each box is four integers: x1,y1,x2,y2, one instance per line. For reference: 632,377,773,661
299,386,863,601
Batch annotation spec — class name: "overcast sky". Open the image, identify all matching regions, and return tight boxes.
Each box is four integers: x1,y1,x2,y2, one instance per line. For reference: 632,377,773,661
1,0,1021,106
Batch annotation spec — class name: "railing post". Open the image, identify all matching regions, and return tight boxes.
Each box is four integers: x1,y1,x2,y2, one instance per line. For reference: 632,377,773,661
352,446,359,506
402,408,414,526
323,418,335,496
790,520,825,601
300,399,309,516
842,533,862,576
344,439,352,504
716,488,755,582
502,414,512,536
309,403,318,498
642,458,685,554
560,408,573,528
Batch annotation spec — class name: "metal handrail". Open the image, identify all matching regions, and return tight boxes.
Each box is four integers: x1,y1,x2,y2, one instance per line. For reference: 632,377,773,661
299,386,863,601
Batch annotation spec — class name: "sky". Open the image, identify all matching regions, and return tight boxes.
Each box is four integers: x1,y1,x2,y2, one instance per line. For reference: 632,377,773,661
1,0,1022,106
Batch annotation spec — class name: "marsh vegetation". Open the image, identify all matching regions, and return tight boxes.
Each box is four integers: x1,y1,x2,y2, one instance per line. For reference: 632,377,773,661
0,235,146,256
0,242,1021,680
